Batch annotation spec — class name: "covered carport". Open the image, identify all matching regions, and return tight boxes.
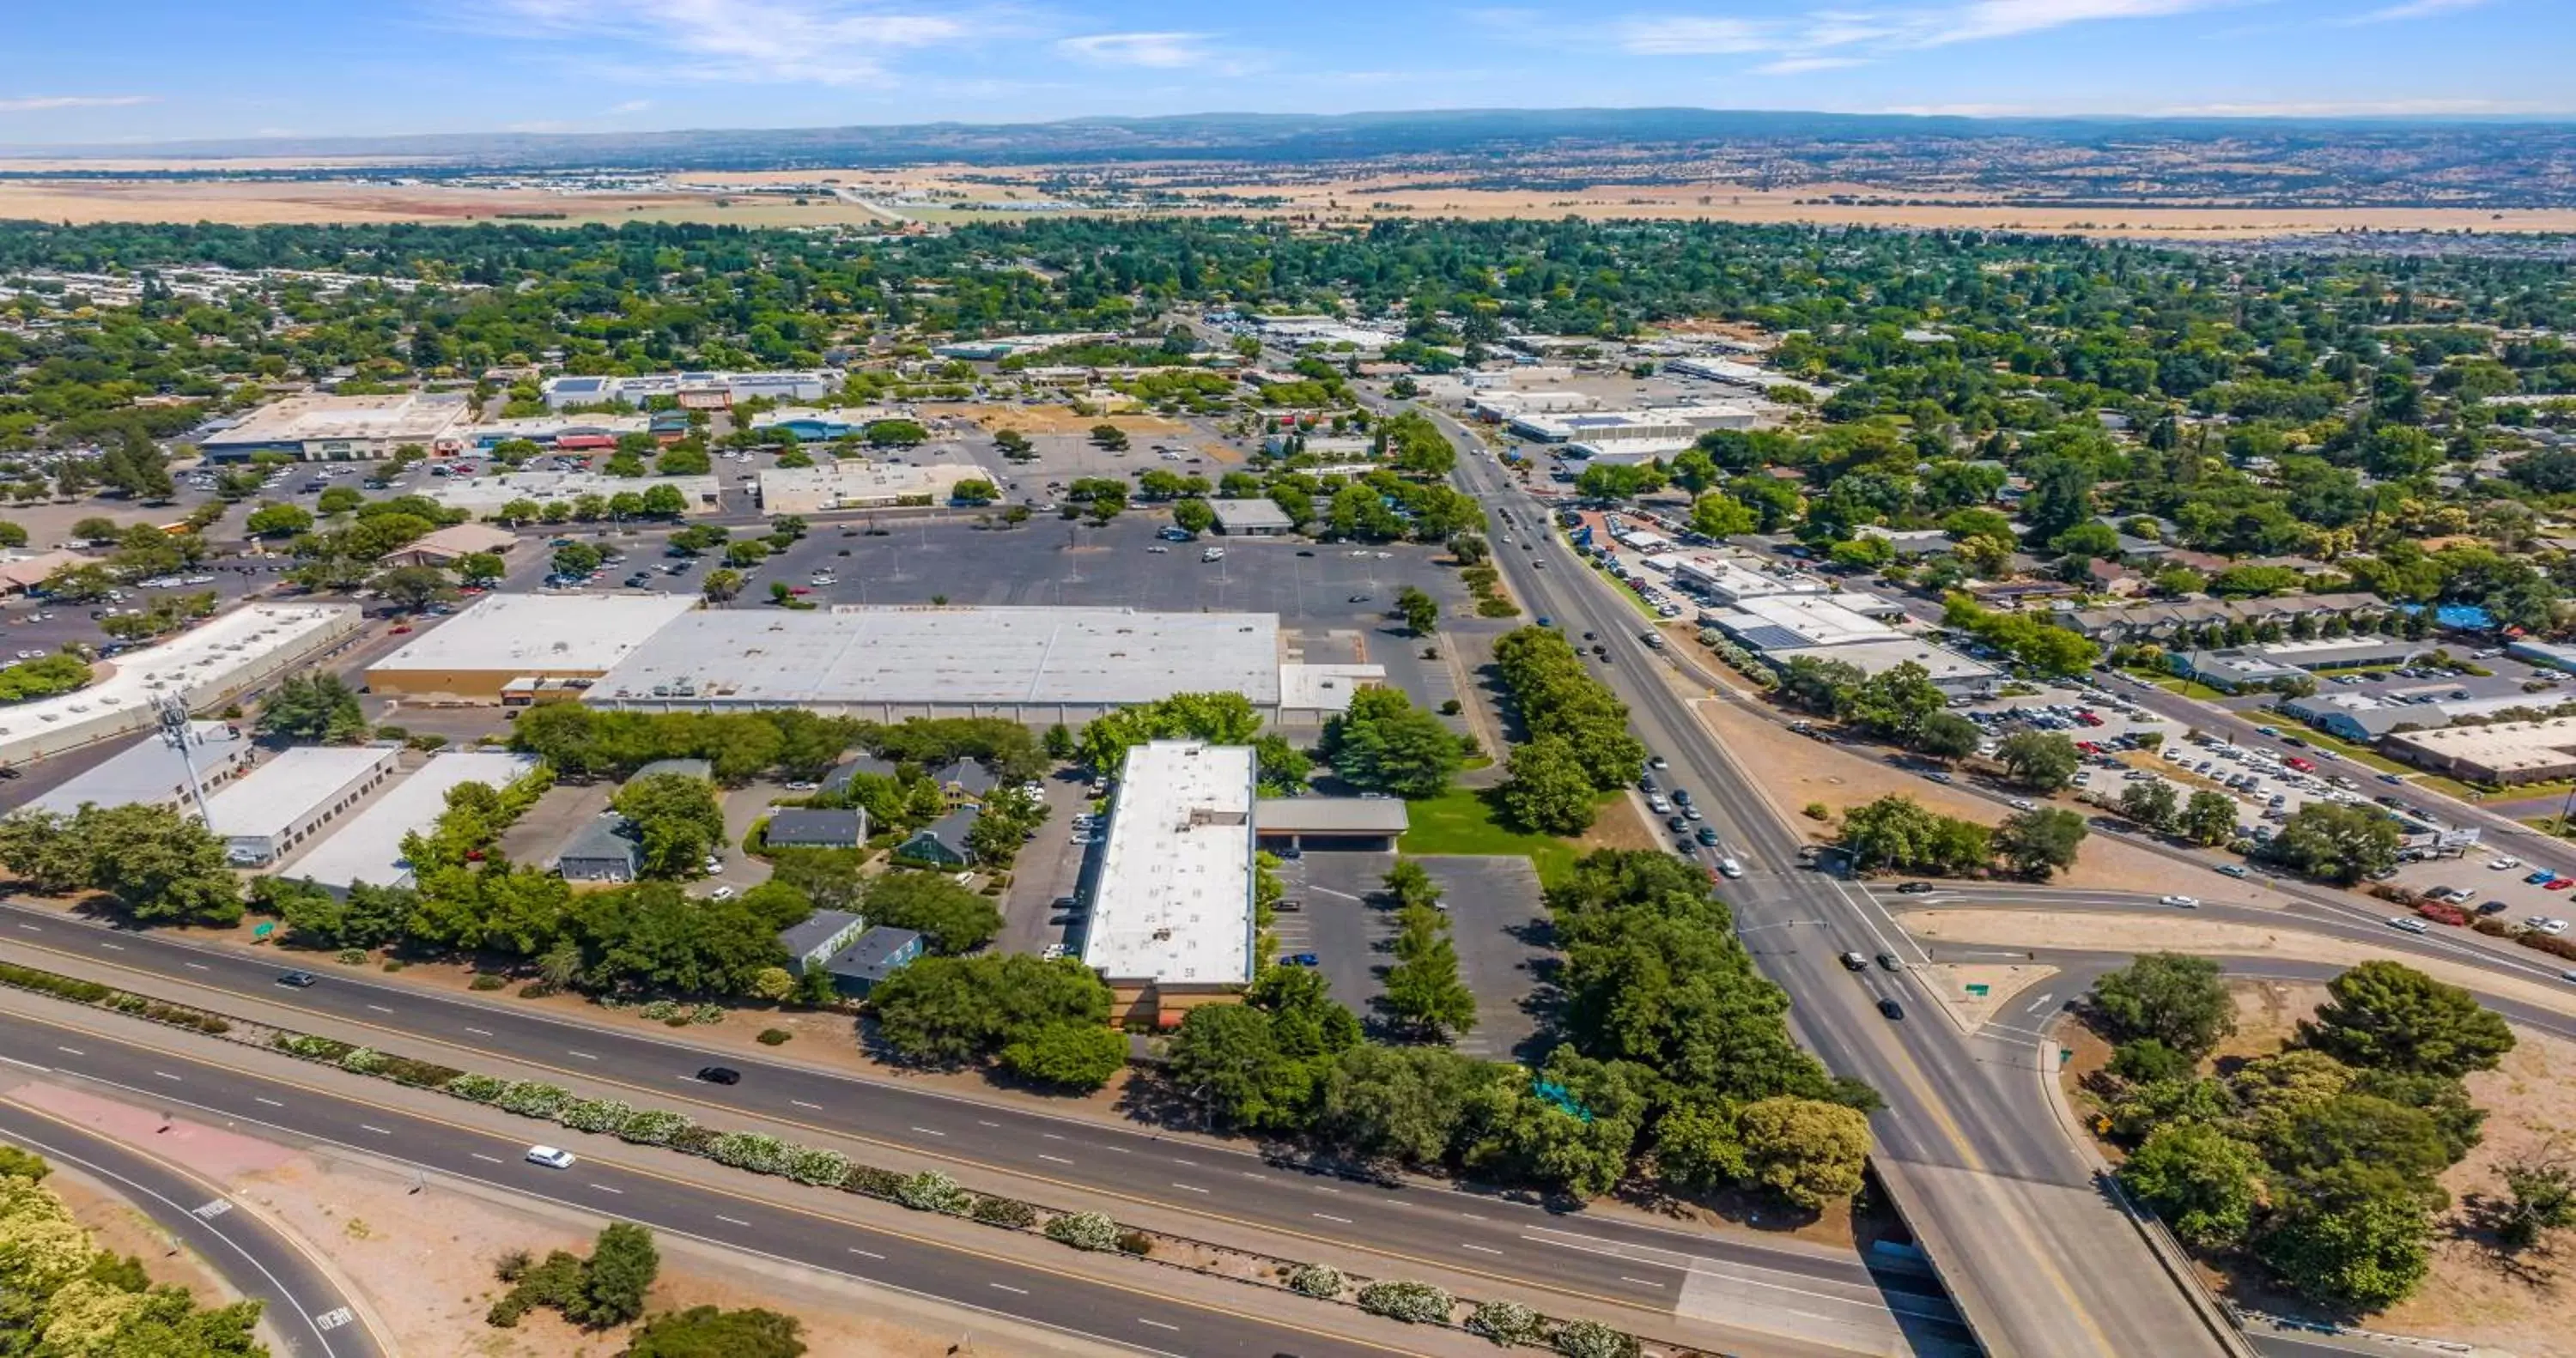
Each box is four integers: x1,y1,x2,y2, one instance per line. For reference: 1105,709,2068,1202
1254,797,1408,853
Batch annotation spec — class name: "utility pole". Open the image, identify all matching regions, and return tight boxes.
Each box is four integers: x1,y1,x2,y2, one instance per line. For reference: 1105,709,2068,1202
154,694,215,825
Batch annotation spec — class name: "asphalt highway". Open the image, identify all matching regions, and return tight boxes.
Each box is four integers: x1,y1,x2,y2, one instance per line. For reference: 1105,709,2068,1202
0,899,1967,1356
0,1094,386,1358
0,1003,1416,1358
1444,435,2238,1358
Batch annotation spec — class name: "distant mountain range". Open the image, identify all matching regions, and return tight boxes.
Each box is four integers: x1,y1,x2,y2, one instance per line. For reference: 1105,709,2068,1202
9,106,2573,171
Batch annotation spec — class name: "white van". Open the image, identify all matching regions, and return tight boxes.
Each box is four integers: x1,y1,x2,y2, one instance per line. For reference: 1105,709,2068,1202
1201,546,1226,562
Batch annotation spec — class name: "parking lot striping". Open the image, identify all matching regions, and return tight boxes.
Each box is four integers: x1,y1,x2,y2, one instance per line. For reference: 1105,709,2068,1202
990,1283,1029,1295
848,1247,885,1260
715,1215,751,1227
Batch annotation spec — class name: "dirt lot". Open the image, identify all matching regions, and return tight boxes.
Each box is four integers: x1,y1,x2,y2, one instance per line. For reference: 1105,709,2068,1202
1683,690,2235,899
1900,908,2576,1022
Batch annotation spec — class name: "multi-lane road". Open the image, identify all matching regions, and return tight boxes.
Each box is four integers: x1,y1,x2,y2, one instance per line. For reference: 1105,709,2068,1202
1443,429,2245,1358
0,1094,386,1358
0,899,1967,1358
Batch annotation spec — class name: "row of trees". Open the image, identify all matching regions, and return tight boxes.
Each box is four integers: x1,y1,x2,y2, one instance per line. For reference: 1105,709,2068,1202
1837,794,2089,881
2094,955,2528,1312
1777,657,1981,761
0,1145,268,1355
1490,627,1646,835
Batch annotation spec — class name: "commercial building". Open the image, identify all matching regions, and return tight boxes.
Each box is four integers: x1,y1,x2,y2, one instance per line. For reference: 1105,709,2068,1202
2507,640,2576,676
2286,690,2567,744
1672,555,1829,605
1252,797,1408,852
755,461,975,514
1209,498,1295,536
364,592,697,702
420,470,722,518
1765,640,2001,694
1083,742,1257,1025
2172,639,2426,694
2051,592,2383,642
282,751,542,890
553,814,641,882
24,720,256,816
1276,664,1386,725
0,603,363,771
376,522,517,568
454,414,652,451
203,745,401,867
541,371,835,411
198,392,470,462
1705,594,1907,651
0,549,97,596
587,606,1283,724
2386,718,2576,786
930,333,1119,361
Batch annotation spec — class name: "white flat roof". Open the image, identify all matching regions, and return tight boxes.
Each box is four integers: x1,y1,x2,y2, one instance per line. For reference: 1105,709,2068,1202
0,603,361,763
591,606,1281,707
1767,640,2000,684
1731,594,1905,648
1278,663,1385,713
368,592,698,677
1211,498,1295,530
1082,742,1255,987
26,721,248,815
756,461,973,512
204,391,468,446
280,751,540,888
422,471,722,514
2387,717,2576,777
203,746,394,841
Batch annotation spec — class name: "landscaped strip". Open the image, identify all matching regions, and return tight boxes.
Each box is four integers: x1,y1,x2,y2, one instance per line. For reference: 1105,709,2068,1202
0,955,1656,1358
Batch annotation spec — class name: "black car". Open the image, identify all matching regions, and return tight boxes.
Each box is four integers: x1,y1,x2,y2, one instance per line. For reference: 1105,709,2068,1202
275,970,319,988
1895,882,1936,894
1667,815,1689,833
1693,826,1720,846
696,1066,742,1085
1347,593,1371,603
1296,549,1315,557
1877,998,1905,1021
1670,789,1692,807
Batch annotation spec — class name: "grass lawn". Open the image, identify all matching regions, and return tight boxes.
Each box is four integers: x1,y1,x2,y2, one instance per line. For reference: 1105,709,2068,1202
1400,784,1617,888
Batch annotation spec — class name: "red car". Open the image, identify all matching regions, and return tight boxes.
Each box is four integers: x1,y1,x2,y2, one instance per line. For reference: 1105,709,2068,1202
790,585,812,596
2549,877,2574,892
388,624,412,634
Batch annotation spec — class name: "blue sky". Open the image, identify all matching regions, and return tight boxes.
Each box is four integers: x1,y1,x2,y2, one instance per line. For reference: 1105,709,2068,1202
3,0,2569,145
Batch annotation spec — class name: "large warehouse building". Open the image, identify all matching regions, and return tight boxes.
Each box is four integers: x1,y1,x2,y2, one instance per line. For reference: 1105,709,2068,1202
365,592,697,701
1083,741,1259,1026
203,744,401,867
199,392,471,462
281,750,542,890
0,604,363,770
586,606,1284,723
2386,717,2576,786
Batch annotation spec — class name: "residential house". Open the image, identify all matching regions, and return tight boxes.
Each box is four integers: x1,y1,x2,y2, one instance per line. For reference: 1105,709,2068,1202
778,908,868,975
822,926,926,997
893,807,979,867
934,759,999,808
764,808,866,850
554,814,641,882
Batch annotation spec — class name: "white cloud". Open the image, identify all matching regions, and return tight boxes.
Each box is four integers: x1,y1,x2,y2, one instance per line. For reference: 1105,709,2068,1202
1055,31,1216,68
609,99,654,113
1926,0,2238,45
1755,55,1873,73
464,0,975,83
2345,0,2486,22
1511,0,2253,64
0,94,156,113
1613,17,1782,54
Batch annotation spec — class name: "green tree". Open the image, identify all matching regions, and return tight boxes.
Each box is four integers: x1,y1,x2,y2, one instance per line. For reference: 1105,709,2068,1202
2254,1166,2432,1311
2120,1120,2268,1248
1497,737,1596,835
2262,802,2402,884
1687,490,1758,538
2119,779,2180,829
1737,1096,1871,1211
611,773,728,879
1912,711,1981,761
1171,497,1215,535
2302,960,2515,1079
951,477,999,506
453,550,507,585
1321,688,1466,799
1996,731,2080,791
315,485,362,515
2091,953,2235,1058
998,1020,1128,1090
550,541,604,577
2179,791,2241,846
1382,906,1477,1040
1394,585,1438,636
243,500,313,538
256,670,366,743
2495,1147,2576,1252
1993,806,2087,880
572,1222,659,1327
860,871,1002,955
701,567,744,604
368,564,456,611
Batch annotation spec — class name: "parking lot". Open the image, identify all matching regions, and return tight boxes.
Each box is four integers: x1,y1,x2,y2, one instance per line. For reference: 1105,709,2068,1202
1268,847,1549,1053
2389,849,2576,931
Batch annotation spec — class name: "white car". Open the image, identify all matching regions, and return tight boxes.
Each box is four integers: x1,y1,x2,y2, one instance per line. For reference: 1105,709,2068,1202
1041,943,1067,961
1145,545,1169,554
2160,894,2200,908
2530,918,2571,936
2492,857,2524,871
707,886,737,902
526,1145,577,1169
2385,916,2430,935
702,856,724,874
1716,858,1744,879
2008,798,2036,812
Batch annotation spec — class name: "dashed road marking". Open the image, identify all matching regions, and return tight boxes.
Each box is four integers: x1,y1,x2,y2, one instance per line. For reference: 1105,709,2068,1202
715,1215,751,1227
990,1283,1028,1295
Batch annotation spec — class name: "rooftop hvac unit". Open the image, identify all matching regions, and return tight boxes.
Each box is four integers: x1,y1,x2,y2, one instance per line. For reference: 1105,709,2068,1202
1151,928,1172,941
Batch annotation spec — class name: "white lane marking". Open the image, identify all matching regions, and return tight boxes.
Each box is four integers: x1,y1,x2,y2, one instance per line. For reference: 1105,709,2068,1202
1040,1154,1074,1165
1314,1212,1352,1223
313,1306,354,1331
848,1247,884,1260
191,1198,231,1219
590,1184,623,1194
15,923,40,931
990,1283,1029,1295
568,1050,598,1060
0,1054,48,1072
1314,1185,1340,1193
254,1096,284,1107
2024,991,2057,1014
359,1125,391,1136
977,1119,999,1128
471,1153,504,1163
152,1070,181,1082
1461,1243,1504,1255
99,942,124,950
366,1003,395,1014
1171,1182,1207,1193
1620,1276,1666,1288
1042,1132,1066,1141
791,1099,821,1110
715,1215,751,1227
1139,1319,1179,1331
1104,1145,1132,1155
1460,1211,1489,1221
911,1125,945,1137
1170,1157,1198,1167
463,1028,493,1037
183,961,210,971
1241,1172,1268,1180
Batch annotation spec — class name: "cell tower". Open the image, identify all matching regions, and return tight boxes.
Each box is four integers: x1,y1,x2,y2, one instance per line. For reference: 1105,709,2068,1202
151,694,215,824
